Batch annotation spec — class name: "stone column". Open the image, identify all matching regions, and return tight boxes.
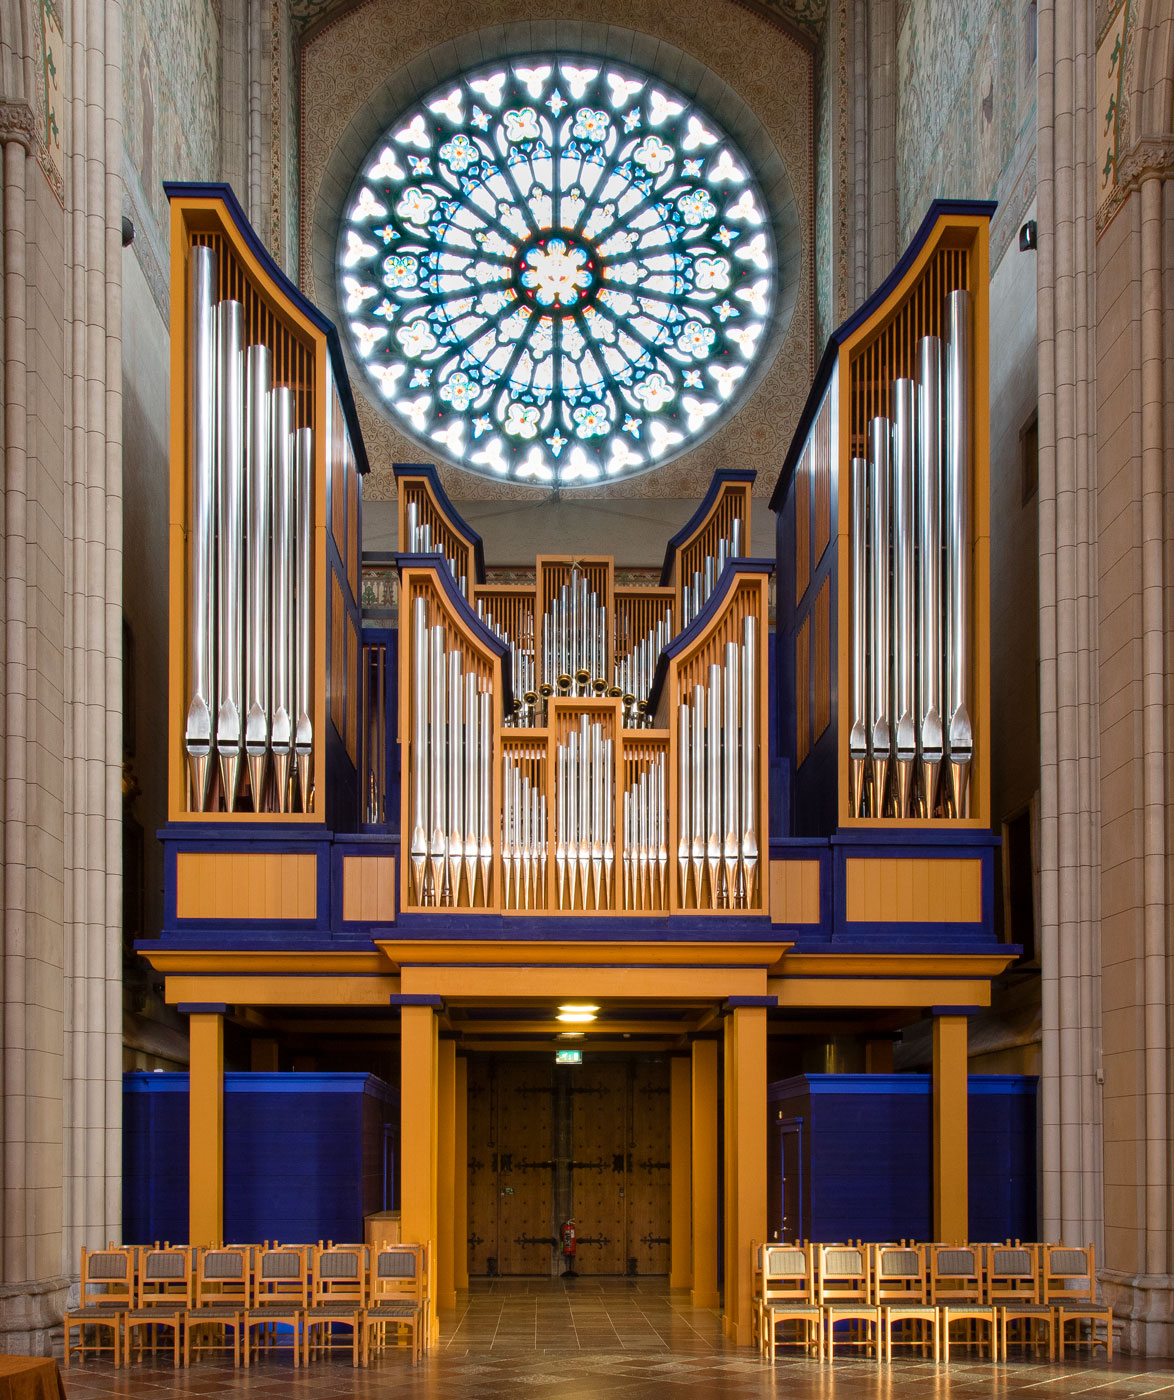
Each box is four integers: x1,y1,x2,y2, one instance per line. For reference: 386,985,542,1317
1035,0,1104,1257
1091,0,1174,1352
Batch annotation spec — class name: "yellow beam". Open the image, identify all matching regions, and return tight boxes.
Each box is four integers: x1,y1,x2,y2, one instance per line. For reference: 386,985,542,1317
933,1014,969,1242
437,1039,457,1316
451,1019,694,1036
769,976,992,1009
454,1057,469,1290
691,1040,720,1309
400,1005,438,1337
143,950,391,974
722,1007,767,1346
781,953,1015,977
380,940,789,970
403,967,766,999
164,975,400,1006
454,1039,678,1054
189,1013,224,1246
670,1057,692,1291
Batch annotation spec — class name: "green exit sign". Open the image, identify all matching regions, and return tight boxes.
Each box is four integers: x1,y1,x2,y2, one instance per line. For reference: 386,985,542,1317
556,1049,583,1065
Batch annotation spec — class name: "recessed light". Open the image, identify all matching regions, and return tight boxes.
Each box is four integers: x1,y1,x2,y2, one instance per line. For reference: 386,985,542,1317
558,1004,599,1013
556,1011,597,1024
557,1031,586,1040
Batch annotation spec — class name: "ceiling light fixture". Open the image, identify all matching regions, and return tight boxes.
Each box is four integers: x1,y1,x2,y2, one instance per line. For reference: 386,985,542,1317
558,1004,599,1013
556,1011,597,1024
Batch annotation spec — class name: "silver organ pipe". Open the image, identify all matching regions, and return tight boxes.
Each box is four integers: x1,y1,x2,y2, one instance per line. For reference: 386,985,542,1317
723,640,740,903
848,456,869,817
741,615,759,906
186,246,217,810
294,427,314,811
269,387,295,813
184,259,319,815
244,344,272,810
678,706,691,904
602,737,614,906
407,607,494,907
215,299,245,809
691,683,706,904
945,289,973,816
892,377,917,819
916,335,944,817
679,515,743,628
706,663,722,905
850,289,975,822
868,419,892,817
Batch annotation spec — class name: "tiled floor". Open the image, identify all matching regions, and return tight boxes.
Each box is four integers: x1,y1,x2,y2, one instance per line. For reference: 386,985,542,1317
61,1280,1173,1398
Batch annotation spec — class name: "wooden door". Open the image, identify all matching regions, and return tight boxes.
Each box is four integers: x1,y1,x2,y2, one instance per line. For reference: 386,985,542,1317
466,1059,556,1276
570,1063,627,1274
496,1061,555,1274
626,1060,670,1273
466,1058,496,1275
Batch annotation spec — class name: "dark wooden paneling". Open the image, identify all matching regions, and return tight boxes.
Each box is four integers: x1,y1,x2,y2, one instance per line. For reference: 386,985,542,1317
571,1063,627,1274
626,1060,670,1274
497,1061,555,1275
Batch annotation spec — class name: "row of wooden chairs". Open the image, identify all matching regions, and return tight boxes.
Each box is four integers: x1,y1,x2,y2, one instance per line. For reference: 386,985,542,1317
753,1240,1113,1364
64,1241,431,1369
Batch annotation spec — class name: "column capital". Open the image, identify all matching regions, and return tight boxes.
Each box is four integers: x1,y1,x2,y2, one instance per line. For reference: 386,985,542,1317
0,100,36,152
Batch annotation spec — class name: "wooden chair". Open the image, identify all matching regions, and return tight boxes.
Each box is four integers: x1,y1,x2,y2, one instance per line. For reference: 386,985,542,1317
928,1245,998,1361
303,1246,365,1366
244,1246,309,1367
63,1246,133,1368
124,1246,191,1366
184,1247,249,1366
1042,1243,1112,1358
873,1244,939,1362
987,1243,1054,1360
817,1244,880,1359
362,1245,424,1364
759,1244,822,1363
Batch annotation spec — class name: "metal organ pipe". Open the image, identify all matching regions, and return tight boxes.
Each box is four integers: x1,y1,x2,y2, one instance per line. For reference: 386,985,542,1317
269,387,295,813
215,299,245,809
723,640,740,905
741,615,759,906
294,427,314,811
849,456,869,817
244,344,272,810
892,378,917,819
916,336,944,816
186,246,217,810
945,288,973,816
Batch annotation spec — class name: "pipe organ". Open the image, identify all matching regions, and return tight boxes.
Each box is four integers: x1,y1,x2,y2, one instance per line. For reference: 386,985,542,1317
773,203,990,835
168,186,367,828
395,467,767,915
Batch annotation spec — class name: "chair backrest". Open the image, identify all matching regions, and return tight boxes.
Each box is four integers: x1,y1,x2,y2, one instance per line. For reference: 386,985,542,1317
873,1245,928,1305
137,1248,191,1307
762,1245,815,1304
193,1248,249,1307
929,1245,983,1304
252,1247,309,1308
369,1246,423,1304
986,1244,1040,1303
311,1247,365,1306
1042,1243,1096,1303
817,1245,870,1306
80,1247,133,1309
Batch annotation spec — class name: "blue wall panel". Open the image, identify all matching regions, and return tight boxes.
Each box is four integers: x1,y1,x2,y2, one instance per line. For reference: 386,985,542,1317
124,1073,397,1245
768,1074,1037,1243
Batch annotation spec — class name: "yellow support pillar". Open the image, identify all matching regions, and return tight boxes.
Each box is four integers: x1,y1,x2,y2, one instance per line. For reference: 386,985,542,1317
932,1013,969,1242
437,1037,457,1315
454,1056,469,1290
690,1039,720,1308
400,1003,439,1338
670,1056,693,1291
188,1009,225,1246
723,1005,767,1346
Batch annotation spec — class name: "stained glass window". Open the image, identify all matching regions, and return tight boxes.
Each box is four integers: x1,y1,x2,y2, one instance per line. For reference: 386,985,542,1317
338,56,777,485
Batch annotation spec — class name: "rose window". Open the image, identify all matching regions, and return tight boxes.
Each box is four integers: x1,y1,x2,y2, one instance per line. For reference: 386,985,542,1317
338,56,777,485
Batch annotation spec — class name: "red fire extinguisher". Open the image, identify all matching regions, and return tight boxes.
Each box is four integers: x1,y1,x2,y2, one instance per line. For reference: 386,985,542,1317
561,1220,577,1278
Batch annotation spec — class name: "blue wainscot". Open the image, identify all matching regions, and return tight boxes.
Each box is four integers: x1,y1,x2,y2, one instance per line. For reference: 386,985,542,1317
768,1073,1037,1244
124,1072,397,1245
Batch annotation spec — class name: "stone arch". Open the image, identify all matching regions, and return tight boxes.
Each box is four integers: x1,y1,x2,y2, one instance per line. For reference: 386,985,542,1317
1125,0,1174,144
